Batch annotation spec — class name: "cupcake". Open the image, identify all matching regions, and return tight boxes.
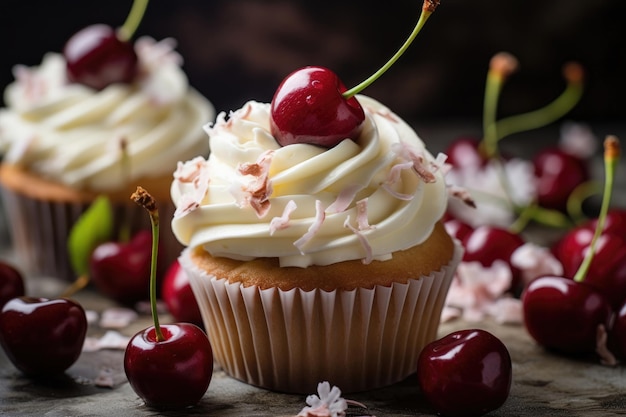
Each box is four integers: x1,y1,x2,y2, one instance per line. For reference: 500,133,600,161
0,36,214,280
171,96,461,394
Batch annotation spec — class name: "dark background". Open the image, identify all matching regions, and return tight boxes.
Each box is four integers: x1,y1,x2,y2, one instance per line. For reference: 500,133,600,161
1,0,624,127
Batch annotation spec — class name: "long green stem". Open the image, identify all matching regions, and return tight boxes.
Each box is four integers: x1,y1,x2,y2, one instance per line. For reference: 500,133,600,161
118,0,150,41
573,136,620,283
492,75,583,142
119,138,131,243
342,1,439,98
131,186,163,341
482,73,504,159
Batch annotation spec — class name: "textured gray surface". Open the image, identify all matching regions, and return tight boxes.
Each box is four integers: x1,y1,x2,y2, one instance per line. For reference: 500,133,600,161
1,282,625,417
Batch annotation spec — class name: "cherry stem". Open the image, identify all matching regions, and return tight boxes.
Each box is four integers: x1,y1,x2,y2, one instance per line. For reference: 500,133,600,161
342,0,440,99
118,0,150,41
131,186,163,341
481,53,516,158
566,180,603,225
510,204,572,234
59,275,90,299
490,62,584,144
118,138,131,243
573,136,620,283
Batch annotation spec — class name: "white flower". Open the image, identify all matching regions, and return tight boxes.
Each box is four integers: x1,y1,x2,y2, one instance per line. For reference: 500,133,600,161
444,260,512,322
559,121,598,159
446,158,537,228
511,242,564,287
298,381,348,417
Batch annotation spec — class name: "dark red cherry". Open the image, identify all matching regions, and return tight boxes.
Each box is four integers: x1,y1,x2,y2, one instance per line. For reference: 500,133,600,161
418,329,512,417
462,226,524,266
270,66,365,148
0,297,87,375
89,230,163,306
461,226,525,286
124,323,213,409
161,260,203,327
552,226,626,309
533,147,589,211
64,24,138,90
0,262,25,309
522,276,613,355
585,209,626,237
444,137,486,169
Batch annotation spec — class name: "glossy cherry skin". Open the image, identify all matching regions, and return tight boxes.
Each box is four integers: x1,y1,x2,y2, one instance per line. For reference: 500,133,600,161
270,66,365,148
585,209,626,238
462,226,524,267
418,329,512,417
0,262,25,309
444,137,486,170
124,323,213,409
552,226,626,309
533,147,588,211
0,297,87,375
522,276,613,355
462,226,525,287
89,230,163,305
161,260,203,327
64,24,138,90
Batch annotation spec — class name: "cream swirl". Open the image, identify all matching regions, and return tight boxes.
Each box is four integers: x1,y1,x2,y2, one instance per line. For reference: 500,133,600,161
0,37,214,191
171,95,448,267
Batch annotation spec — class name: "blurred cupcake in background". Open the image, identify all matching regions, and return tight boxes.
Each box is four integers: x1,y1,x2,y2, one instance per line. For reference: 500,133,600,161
0,12,215,280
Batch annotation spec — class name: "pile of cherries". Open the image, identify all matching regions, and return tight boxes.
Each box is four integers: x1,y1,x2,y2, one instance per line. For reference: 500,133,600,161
444,130,626,362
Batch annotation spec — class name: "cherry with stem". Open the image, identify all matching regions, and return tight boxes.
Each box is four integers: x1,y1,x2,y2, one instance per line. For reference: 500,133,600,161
124,187,213,409
522,136,620,361
64,0,149,90
270,0,440,148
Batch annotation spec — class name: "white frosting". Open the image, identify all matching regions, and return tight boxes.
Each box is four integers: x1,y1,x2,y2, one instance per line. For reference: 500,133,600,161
171,95,448,267
0,37,214,190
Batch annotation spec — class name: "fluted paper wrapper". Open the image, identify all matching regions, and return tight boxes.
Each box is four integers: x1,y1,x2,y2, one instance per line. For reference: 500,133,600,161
182,241,462,394
0,187,181,281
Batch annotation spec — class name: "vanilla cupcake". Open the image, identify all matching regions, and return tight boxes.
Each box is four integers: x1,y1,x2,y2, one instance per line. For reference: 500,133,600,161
171,96,461,394
0,37,214,280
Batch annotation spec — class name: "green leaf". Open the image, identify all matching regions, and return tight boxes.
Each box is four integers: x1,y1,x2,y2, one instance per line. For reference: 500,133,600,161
67,196,114,276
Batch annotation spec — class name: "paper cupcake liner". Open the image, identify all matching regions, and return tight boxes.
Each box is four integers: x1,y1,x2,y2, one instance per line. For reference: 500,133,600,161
0,187,181,281
182,240,463,394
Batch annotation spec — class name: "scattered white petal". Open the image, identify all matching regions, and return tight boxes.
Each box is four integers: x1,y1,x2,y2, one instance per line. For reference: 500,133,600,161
559,121,598,159
83,330,131,352
485,297,523,325
85,310,99,325
99,307,138,329
511,242,564,287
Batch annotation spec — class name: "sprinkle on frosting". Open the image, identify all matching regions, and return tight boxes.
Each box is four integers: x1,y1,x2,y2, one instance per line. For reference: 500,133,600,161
269,199,298,235
233,150,274,218
294,200,326,253
173,157,211,218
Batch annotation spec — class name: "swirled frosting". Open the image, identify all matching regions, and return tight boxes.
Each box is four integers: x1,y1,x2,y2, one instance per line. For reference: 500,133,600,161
171,95,448,267
0,37,214,191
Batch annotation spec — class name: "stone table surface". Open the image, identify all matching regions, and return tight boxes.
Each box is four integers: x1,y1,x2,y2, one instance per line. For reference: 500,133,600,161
1,275,625,417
